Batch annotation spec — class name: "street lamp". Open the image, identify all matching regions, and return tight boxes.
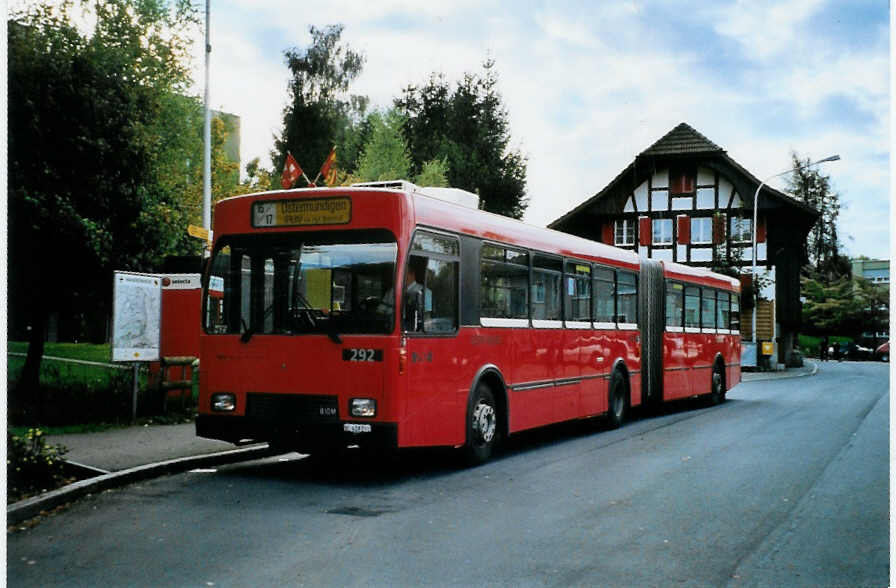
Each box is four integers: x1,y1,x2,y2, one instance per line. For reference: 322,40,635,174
750,154,840,345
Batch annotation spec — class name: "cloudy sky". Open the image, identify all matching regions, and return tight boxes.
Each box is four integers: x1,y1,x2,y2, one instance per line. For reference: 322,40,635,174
197,1,886,258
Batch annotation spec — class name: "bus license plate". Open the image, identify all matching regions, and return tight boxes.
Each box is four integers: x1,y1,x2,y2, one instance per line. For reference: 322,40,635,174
344,423,372,434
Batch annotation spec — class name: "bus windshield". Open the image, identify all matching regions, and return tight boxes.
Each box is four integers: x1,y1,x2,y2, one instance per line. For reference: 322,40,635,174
204,230,398,337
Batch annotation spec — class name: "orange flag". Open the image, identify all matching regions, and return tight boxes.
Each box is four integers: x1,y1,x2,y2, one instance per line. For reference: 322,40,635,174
281,152,303,189
319,147,338,186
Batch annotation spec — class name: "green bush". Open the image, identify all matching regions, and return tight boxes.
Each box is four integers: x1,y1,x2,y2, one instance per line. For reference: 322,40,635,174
7,428,70,502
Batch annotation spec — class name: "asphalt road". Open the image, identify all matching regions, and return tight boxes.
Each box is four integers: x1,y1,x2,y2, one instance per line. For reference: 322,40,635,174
8,361,889,587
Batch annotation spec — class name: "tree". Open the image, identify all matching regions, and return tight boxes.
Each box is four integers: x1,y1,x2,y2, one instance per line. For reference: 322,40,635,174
395,59,528,218
8,0,200,412
787,152,842,272
801,274,889,341
349,109,454,188
274,24,367,185
353,110,412,182
415,158,450,188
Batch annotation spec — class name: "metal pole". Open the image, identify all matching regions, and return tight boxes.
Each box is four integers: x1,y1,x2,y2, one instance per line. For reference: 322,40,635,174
751,182,762,344
201,0,212,234
132,363,139,422
750,154,840,345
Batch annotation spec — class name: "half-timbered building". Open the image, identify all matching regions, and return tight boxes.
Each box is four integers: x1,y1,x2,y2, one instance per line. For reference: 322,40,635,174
549,123,819,368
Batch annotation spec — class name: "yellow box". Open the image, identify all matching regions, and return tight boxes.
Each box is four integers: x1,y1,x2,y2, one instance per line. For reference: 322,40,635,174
761,341,774,356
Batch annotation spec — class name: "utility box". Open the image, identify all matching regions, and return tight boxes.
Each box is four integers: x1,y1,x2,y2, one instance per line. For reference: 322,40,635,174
157,273,201,409
160,273,202,358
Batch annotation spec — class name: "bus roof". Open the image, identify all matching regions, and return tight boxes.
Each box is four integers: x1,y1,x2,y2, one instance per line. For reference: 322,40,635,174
216,186,740,291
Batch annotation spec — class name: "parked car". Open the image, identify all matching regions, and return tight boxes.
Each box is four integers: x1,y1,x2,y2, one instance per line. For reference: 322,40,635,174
874,341,889,362
847,343,873,361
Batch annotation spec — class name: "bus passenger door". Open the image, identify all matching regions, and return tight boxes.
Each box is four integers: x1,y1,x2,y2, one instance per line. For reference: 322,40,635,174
402,242,466,447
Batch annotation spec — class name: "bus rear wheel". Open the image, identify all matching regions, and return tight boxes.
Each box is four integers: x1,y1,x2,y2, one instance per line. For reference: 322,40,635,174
709,362,726,405
607,371,627,429
464,382,499,465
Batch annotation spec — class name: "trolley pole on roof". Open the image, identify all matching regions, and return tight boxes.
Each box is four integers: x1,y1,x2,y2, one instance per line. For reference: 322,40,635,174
201,0,212,242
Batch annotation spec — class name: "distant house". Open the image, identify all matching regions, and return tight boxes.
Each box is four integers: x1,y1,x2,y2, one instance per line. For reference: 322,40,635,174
851,258,890,285
851,258,890,345
549,123,819,367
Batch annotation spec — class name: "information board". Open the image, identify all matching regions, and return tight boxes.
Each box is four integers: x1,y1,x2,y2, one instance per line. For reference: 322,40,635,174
112,271,162,362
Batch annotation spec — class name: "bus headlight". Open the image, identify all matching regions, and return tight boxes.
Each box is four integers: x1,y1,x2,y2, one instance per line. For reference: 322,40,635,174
350,398,376,417
211,393,236,412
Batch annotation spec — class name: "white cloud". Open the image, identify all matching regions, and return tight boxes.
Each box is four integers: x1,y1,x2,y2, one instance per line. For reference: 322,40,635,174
182,0,892,257
708,0,826,60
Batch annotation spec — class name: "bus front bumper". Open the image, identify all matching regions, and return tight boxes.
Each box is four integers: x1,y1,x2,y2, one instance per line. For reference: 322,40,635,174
195,415,398,451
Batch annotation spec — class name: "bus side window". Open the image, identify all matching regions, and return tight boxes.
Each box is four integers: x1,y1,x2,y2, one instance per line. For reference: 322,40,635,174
564,261,591,322
701,288,716,330
717,291,730,329
480,244,529,320
684,286,700,328
616,271,638,325
531,255,562,321
406,231,460,334
730,295,740,332
593,267,615,324
666,281,684,328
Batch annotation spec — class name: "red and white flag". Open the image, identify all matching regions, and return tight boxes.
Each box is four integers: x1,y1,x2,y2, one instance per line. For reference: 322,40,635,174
281,152,303,189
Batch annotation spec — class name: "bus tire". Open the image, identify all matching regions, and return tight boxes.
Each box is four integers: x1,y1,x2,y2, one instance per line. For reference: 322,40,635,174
464,382,499,465
607,370,627,429
709,361,726,405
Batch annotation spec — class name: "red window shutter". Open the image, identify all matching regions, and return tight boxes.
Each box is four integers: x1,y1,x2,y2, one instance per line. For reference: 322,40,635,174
638,216,651,246
712,214,725,244
670,171,695,195
602,221,614,244
756,216,766,243
677,215,690,244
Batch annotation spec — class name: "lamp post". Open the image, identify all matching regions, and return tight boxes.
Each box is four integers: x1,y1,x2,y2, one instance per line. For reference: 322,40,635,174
202,0,212,238
750,154,840,344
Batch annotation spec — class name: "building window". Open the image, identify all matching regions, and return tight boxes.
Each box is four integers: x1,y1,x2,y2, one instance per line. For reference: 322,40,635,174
671,196,692,211
615,219,635,246
730,216,753,242
652,218,673,245
669,169,694,195
690,247,712,262
691,217,713,244
696,187,715,209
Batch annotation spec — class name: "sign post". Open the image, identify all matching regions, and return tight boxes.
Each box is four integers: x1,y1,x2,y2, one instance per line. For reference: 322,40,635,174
111,272,162,421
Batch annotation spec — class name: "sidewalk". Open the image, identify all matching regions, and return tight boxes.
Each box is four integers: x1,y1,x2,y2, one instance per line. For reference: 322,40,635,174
46,422,249,473
741,359,818,382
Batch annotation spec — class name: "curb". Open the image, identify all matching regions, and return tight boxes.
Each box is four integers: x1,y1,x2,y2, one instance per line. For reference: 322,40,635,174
741,360,818,382
8,444,278,526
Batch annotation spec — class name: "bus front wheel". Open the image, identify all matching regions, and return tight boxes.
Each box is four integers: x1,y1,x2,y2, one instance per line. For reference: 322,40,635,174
464,382,499,465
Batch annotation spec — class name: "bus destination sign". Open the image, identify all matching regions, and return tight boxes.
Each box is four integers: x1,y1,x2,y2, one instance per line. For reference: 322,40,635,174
252,197,351,227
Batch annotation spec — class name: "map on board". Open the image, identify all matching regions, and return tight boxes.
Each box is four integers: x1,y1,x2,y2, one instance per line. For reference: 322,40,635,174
112,272,162,362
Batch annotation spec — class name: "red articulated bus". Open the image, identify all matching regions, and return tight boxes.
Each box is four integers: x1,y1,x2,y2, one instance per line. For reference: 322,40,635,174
196,181,741,463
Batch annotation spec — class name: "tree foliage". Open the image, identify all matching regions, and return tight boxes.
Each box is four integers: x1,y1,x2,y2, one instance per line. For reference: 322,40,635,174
353,110,412,182
274,25,367,185
8,0,201,404
801,274,889,340
395,59,528,218
787,152,842,272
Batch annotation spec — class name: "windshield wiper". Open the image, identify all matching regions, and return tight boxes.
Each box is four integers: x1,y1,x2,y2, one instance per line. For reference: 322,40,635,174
240,302,276,343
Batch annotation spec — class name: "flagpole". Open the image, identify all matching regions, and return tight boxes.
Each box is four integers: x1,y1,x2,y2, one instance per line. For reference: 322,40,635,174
201,0,212,241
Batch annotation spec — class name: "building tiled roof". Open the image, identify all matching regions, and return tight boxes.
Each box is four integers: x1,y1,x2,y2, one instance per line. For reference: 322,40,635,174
639,122,724,156
548,122,819,230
